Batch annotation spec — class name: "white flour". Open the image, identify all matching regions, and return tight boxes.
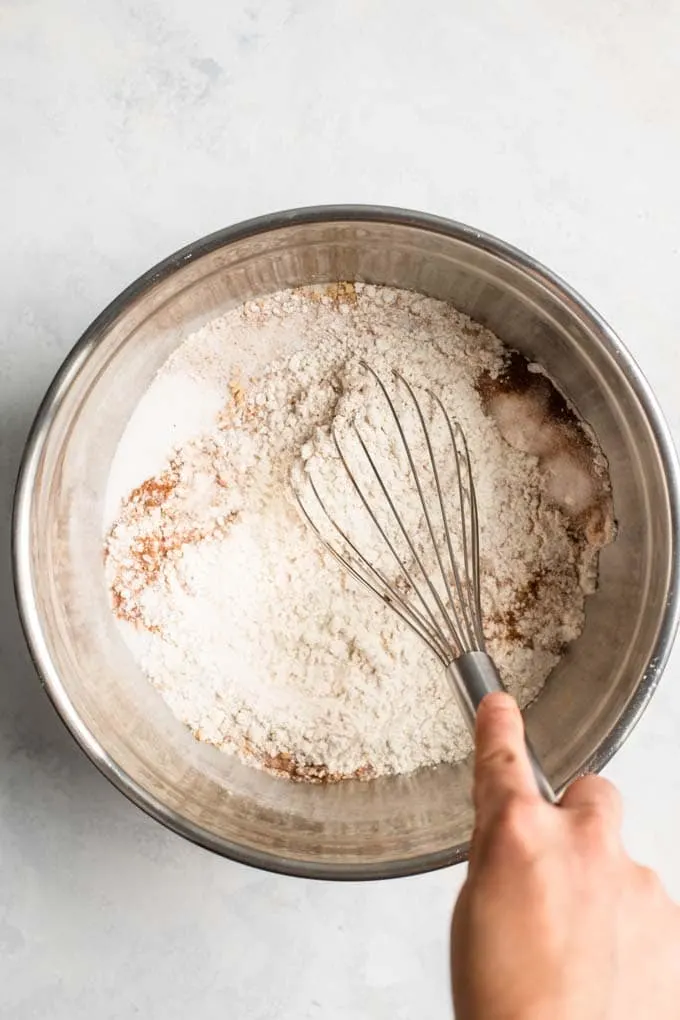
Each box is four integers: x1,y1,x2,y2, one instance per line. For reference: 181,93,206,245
104,283,614,781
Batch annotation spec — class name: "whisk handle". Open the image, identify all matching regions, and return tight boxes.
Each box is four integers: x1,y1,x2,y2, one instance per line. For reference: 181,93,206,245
446,652,556,804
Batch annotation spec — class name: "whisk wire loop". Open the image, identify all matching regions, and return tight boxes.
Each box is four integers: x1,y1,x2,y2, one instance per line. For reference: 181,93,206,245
433,393,487,652
293,363,489,663
347,420,464,657
391,369,478,654
297,471,450,663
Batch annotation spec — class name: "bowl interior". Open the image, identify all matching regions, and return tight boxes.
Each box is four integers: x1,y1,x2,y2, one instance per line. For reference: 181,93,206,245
15,214,678,877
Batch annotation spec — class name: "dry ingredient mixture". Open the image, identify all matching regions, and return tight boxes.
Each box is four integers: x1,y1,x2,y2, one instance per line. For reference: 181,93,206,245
104,283,615,782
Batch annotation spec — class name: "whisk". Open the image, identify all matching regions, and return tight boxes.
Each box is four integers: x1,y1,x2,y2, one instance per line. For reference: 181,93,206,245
293,361,554,803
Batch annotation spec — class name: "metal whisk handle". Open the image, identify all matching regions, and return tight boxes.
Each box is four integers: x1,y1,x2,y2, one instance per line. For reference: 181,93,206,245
445,652,556,804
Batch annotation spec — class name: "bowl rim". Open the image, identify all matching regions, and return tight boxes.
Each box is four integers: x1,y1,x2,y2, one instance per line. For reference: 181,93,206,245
12,204,680,880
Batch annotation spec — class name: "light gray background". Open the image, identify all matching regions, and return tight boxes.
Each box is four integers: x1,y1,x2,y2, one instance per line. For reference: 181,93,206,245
1,2,679,1017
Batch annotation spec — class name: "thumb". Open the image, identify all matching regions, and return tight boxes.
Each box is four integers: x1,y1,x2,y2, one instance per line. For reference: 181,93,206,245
474,692,540,830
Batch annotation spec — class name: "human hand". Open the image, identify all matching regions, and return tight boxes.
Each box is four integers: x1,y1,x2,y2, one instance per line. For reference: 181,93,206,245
451,692,680,1020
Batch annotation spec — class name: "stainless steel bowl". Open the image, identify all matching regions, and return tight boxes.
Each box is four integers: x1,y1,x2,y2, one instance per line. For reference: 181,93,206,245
13,206,680,879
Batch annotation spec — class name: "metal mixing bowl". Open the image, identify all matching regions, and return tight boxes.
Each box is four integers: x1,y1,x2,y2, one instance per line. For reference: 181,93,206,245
13,206,680,879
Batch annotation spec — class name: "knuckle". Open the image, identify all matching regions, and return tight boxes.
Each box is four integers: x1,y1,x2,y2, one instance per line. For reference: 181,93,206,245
595,777,623,812
576,803,613,835
494,796,541,856
565,776,623,852
574,806,621,858
570,774,620,807
636,865,663,899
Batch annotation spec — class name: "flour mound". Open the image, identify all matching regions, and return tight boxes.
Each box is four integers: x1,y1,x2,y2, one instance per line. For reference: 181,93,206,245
104,284,614,781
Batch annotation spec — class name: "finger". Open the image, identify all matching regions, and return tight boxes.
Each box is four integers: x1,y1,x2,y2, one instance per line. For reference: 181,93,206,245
474,692,540,828
560,774,623,828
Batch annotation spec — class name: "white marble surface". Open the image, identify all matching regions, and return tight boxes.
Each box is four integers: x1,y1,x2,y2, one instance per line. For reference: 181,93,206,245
1,1,679,1016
